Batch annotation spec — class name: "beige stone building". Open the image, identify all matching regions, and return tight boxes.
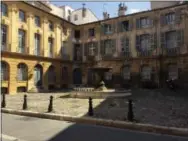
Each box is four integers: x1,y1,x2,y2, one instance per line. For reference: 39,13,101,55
1,1,188,94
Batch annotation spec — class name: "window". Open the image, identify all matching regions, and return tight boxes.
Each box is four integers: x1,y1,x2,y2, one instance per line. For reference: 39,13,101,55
17,63,28,81
104,24,112,34
68,15,71,21
35,16,40,27
74,30,80,38
121,21,129,32
121,37,129,54
141,66,151,80
140,17,150,28
165,12,175,25
48,38,53,57
88,28,95,37
61,41,67,55
1,24,7,51
140,34,150,51
68,10,71,15
18,29,26,53
34,33,40,55
122,66,130,80
49,21,53,31
19,10,25,22
168,65,178,80
104,39,116,55
166,31,177,49
1,61,8,81
62,67,68,81
88,42,95,56
1,3,8,17
74,14,78,21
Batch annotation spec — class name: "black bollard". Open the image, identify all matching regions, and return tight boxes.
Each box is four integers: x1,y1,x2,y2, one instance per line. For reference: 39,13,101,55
23,94,28,110
127,99,134,122
88,97,93,116
1,93,6,108
48,95,53,112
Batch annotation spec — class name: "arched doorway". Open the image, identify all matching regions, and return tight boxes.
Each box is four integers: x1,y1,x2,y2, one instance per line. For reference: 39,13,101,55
17,63,28,81
61,66,68,88
1,61,9,94
73,68,82,85
34,64,43,87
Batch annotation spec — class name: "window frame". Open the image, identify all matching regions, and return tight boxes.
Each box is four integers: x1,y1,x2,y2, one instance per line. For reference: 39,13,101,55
35,15,40,27
19,10,26,22
49,20,54,31
1,3,8,17
1,24,8,51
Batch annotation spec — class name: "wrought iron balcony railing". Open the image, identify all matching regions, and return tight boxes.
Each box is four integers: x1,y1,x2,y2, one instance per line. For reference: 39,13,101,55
137,50,152,57
164,47,179,56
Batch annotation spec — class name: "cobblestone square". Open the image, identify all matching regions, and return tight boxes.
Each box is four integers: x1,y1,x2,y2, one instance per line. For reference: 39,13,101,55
4,89,188,128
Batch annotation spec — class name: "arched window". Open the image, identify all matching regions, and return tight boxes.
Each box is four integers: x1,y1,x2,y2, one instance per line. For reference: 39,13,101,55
122,66,130,80
168,64,178,80
1,61,9,80
48,65,56,83
17,63,28,81
141,66,151,80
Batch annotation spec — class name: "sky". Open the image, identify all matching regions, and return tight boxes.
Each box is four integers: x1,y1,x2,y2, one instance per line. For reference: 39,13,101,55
51,1,151,19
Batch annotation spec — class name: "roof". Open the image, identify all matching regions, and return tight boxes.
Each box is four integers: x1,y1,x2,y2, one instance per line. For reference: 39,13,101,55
78,2,188,26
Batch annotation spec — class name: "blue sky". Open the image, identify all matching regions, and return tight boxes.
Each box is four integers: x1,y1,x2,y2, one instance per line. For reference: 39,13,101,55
51,2,151,19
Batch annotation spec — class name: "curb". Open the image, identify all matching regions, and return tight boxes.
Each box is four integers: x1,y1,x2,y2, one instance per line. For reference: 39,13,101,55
2,108,188,137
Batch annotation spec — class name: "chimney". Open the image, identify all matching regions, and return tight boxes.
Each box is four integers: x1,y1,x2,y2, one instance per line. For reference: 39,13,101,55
103,12,110,20
82,3,86,17
118,3,127,16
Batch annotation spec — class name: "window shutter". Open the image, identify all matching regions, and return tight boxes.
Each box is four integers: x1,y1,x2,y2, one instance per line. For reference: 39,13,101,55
160,32,166,49
136,35,140,51
80,44,83,56
118,22,122,33
121,37,125,52
125,37,129,52
150,18,154,27
128,19,133,31
84,43,88,56
100,24,104,35
112,39,116,53
150,33,156,50
175,9,181,24
95,42,98,55
176,29,184,47
112,23,116,33
100,40,105,55
136,19,140,29
160,14,165,26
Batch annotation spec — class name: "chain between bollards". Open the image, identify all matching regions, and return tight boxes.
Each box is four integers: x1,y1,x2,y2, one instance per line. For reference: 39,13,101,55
48,95,53,112
88,97,94,116
1,93,6,108
23,94,28,110
127,99,134,122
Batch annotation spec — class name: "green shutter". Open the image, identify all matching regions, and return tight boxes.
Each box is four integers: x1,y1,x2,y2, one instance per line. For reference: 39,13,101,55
112,39,116,53
118,22,122,33
125,37,129,52
136,19,140,29
100,40,105,55
160,14,166,26
160,32,166,50
136,35,140,51
177,29,184,47
95,42,98,55
175,9,181,24
84,43,88,56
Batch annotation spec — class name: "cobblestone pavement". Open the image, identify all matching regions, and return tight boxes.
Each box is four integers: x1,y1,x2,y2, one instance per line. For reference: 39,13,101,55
3,89,188,128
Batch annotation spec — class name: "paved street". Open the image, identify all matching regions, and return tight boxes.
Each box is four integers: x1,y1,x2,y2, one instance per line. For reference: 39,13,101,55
2,113,188,141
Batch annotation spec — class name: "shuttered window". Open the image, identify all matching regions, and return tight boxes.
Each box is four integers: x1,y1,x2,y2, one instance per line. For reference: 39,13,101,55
140,34,150,51
136,17,152,29
166,31,177,49
17,63,27,81
1,24,7,51
121,37,130,56
165,12,175,25
104,39,116,55
1,61,8,81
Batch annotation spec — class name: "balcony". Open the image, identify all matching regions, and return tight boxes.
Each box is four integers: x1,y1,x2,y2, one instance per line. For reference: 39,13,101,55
137,51,152,57
120,52,131,58
164,47,179,56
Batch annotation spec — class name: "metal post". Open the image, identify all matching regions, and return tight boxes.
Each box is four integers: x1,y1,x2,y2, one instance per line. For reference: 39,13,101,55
48,95,53,112
127,99,134,122
88,97,93,116
1,93,6,108
23,94,28,110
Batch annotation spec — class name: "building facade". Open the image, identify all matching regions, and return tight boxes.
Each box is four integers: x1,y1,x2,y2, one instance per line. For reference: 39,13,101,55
1,1,188,94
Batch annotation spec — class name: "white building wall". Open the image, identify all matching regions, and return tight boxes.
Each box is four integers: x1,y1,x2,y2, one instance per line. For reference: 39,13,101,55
49,4,64,18
71,9,98,25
